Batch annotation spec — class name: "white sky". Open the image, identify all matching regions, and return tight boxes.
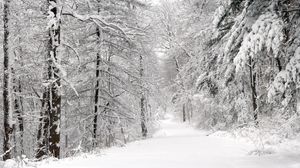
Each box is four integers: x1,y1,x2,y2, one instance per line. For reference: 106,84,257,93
150,0,177,5
151,0,161,4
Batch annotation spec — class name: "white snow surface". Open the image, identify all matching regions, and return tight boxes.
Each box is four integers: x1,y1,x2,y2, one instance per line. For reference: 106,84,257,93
20,114,300,168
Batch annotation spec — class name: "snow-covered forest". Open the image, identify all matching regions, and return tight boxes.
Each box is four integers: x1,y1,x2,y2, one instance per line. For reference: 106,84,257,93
0,0,299,167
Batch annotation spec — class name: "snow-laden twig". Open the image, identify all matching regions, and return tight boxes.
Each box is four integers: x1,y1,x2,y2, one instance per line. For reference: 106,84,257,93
0,146,15,158
62,42,81,63
62,10,127,37
61,77,79,97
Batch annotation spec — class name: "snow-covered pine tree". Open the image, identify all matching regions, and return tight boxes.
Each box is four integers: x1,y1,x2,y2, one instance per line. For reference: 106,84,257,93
163,0,299,130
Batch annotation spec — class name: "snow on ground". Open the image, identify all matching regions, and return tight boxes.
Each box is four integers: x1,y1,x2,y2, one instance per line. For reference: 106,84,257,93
17,114,300,168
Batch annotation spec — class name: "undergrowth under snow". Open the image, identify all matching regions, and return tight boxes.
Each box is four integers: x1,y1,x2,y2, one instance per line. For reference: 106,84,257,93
1,114,300,168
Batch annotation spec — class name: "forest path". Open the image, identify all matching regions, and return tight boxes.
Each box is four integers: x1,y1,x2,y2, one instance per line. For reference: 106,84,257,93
35,114,300,168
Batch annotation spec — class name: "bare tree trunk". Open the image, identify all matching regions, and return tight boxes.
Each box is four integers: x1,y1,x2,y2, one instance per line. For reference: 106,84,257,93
140,55,148,137
36,0,62,159
3,0,13,161
93,27,101,147
11,12,25,157
107,44,117,147
92,0,102,147
48,0,61,158
13,71,24,155
173,56,188,123
182,104,186,122
36,97,49,159
92,6,103,146
249,58,258,123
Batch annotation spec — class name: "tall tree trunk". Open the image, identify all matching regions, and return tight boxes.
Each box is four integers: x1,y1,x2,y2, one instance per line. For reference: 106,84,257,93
249,58,258,122
13,71,24,155
3,0,13,161
139,55,148,137
12,13,25,157
48,0,61,158
93,26,101,147
93,1,104,147
36,0,62,159
36,98,49,158
106,44,115,147
173,56,188,122
182,104,186,122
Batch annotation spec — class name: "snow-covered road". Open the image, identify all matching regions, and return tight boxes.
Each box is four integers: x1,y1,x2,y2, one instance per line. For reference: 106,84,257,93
32,114,300,168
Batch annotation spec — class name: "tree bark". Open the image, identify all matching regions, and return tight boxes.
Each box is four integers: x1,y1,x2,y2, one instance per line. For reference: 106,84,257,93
140,55,148,137
3,0,13,161
182,104,186,122
48,0,61,159
13,72,24,155
93,27,101,147
249,58,258,123
36,0,62,159
92,0,103,147
36,97,49,158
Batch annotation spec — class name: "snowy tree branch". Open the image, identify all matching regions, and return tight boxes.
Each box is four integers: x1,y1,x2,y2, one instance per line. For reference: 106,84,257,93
62,10,128,37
